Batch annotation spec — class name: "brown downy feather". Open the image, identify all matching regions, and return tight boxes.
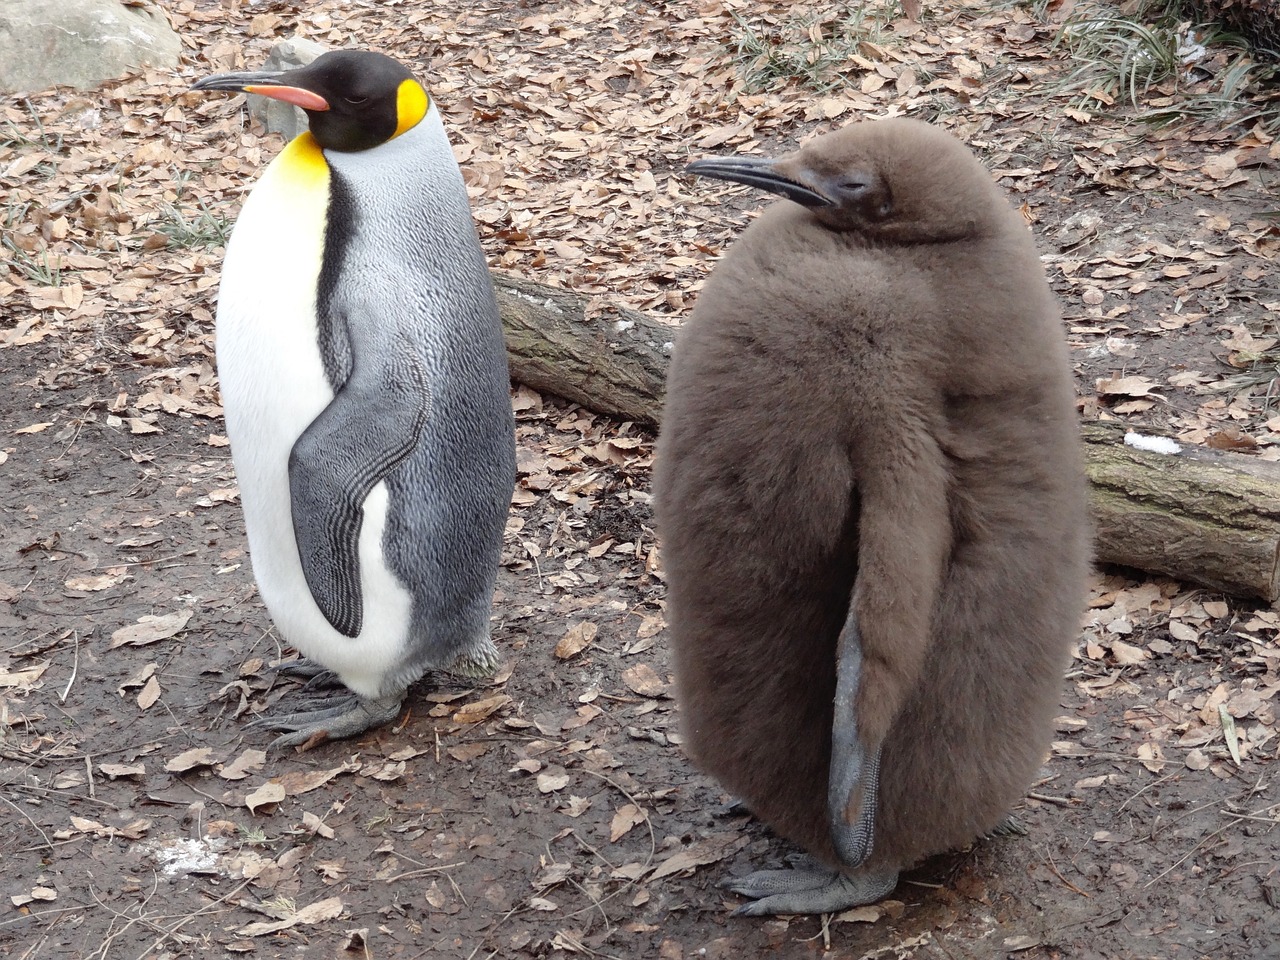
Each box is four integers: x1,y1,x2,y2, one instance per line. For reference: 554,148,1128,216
653,118,1090,873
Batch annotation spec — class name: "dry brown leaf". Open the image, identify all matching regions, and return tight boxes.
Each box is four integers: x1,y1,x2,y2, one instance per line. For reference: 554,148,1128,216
610,803,647,843
453,693,512,725
447,743,490,763
0,661,49,689
109,611,192,648
235,896,344,936
245,781,286,815
1096,375,1159,398
554,621,599,660
219,749,266,781
1110,640,1149,665
64,571,126,592
98,762,145,780
137,674,161,710
166,747,217,773
537,770,571,793
649,835,738,881
622,663,669,699
273,764,356,796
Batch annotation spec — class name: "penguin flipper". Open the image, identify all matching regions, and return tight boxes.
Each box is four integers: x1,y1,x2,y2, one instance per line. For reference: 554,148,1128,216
829,439,952,867
289,344,432,637
829,605,881,867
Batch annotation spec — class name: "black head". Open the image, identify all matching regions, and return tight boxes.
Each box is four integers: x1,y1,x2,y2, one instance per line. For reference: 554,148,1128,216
686,118,1005,243
192,50,428,152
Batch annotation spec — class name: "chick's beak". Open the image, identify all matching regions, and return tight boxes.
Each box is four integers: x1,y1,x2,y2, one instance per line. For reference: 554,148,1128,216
685,155,831,208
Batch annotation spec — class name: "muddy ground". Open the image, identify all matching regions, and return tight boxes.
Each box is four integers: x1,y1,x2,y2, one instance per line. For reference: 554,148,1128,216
3,1,1280,958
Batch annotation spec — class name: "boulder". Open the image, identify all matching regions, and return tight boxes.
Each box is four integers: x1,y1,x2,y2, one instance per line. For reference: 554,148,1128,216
248,36,328,141
0,0,181,93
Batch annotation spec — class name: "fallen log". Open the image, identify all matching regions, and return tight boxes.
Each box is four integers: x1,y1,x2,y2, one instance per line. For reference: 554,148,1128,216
494,272,1280,603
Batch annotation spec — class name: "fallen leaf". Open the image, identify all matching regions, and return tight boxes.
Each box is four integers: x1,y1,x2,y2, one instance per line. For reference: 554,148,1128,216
302,811,335,839
137,674,161,710
245,782,287,815
622,663,669,698
554,621,598,659
1110,640,1149,665
219,749,266,781
273,764,356,796
166,747,217,773
536,770,571,793
98,763,145,780
610,803,647,842
65,572,127,592
649,836,738,881
453,693,512,725
109,611,192,648
0,661,49,689
236,896,344,936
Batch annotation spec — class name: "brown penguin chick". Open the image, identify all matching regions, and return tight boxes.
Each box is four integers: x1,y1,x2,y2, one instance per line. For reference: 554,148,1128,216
652,117,1090,916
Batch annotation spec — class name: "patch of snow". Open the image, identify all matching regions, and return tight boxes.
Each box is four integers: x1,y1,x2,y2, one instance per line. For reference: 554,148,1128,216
145,837,227,878
1124,432,1181,455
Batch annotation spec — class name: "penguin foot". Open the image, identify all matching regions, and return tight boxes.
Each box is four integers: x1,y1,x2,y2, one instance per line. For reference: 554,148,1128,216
449,636,501,679
273,658,344,692
987,814,1029,838
723,860,898,917
249,693,404,752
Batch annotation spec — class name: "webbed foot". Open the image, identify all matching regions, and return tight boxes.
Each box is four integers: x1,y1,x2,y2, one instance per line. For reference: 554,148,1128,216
987,813,1029,838
248,691,404,752
722,856,898,916
273,658,343,692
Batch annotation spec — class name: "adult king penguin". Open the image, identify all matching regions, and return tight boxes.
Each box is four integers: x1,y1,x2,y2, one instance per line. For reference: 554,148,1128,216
653,118,1090,915
192,51,516,750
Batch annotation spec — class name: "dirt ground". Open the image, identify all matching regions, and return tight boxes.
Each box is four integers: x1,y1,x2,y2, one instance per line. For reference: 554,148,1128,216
2,1,1279,958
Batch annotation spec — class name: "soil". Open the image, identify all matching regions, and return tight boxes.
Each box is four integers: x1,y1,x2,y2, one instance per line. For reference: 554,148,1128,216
2,1,1279,959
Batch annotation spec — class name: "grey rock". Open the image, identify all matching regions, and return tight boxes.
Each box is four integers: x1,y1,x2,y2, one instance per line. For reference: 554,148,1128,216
248,36,329,141
0,0,181,94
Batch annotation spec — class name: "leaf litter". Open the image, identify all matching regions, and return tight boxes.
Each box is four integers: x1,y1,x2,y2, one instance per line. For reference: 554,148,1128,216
1,0,1278,957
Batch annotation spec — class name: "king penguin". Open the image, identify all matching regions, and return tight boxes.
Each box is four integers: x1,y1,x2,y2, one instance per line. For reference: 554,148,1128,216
191,50,516,751
653,118,1090,915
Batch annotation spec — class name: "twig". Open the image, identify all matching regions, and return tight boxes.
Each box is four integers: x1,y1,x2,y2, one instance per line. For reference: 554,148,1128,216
382,862,466,883
58,630,79,705
85,753,95,800
1145,825,1230,888
0,794,53,849
1044,851,1091,897
1027,791,1074,806
5,782,121,811
1118,771,1176,813
0,905,90,929
130,877,252,960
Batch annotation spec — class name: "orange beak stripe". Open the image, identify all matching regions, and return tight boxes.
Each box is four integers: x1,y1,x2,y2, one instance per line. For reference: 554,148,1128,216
242,85,330,111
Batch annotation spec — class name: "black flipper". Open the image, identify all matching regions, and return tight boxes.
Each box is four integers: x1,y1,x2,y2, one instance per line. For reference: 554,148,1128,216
829,600,881,868
288,335,431,637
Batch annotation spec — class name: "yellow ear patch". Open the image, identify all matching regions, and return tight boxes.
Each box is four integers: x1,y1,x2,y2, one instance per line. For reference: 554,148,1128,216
394,80,430,138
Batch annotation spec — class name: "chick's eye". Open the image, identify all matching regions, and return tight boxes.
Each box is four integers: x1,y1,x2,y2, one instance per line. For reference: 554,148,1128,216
345,96,368,105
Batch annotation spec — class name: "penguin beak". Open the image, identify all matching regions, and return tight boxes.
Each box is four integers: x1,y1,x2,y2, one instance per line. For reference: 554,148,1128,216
191,71,331,112
685,156,832,208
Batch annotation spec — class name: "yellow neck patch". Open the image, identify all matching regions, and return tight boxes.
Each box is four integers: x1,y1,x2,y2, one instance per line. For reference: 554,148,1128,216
394,79,430,139
274,131,330,188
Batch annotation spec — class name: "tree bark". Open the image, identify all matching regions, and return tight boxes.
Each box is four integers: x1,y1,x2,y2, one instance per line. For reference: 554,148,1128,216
1084,423,1280,603
495,272,1280,603
494,274,670,427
